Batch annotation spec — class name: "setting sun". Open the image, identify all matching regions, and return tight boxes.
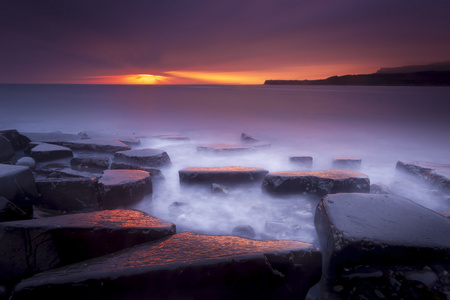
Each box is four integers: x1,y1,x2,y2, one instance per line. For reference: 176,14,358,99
123,74,168,85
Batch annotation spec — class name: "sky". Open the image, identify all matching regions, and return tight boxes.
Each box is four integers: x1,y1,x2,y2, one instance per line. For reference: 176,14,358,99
1,0,450,85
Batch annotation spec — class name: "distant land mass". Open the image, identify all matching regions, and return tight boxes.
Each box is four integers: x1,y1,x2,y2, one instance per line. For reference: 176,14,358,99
264,61,450,86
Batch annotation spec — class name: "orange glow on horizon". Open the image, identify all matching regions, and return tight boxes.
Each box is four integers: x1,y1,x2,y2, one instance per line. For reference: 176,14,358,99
74,64,376,85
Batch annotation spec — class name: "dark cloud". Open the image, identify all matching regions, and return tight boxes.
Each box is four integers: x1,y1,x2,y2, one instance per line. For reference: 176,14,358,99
1,0,449,83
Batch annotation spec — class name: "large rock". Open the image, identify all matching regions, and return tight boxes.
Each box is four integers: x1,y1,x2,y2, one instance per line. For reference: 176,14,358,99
0,209,175,283
30,143,73,161
396,160,450,191
11,232,321,300
314,193,450,298
0,129,30,151
110,162,164,181
262,170,370,196
22,131,85,143
98,170,152,209
113,149,171,167
0,136,14,162
179,166,269,186
0,164,38,216
35,177,100,212
55,138,131,153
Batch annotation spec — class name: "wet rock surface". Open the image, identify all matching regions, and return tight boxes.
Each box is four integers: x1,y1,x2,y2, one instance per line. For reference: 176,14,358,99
0,209,176,284
113,148,171,167
262,170,370,196
179,166,269,186
396,160,450,191
110,162,164,181
11,232,321,300
35,177,100,212
98,169,153,209
314,193,450,299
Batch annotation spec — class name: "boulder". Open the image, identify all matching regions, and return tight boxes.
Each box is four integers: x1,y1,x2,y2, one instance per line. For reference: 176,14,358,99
110,162,164,181
168,201,194,219
54,138,131,153
262,170,370,196
113,149,171,167
0,136,14,162
98,170,152,209
179,166,269,186
0,209,175,283
30,143,73,161
211,183,229,194
0,164,38,216
370,183,391,194
0,129,30,150
332,157,362,170
0,196,28,222
15,157,36,169
314,193,450,298
231,225,256,239
11,232,321,300
289,156,313,168
22,131,85,143
396,160,450,191
240,132,259,144
35,177,100,212
70,157,109,171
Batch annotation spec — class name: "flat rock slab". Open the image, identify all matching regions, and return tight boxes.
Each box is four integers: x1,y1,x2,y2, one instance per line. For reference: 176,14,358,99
179,166,269,186
30,143,74,161
110,162,164,181
113,149,171,167
332,157,362,169
197,143,270,153
36,177,100,212
0,209,175,282
157,135,190,141
11,232,321,300
396,160,450,191
0,164,38,211
262,170,370,196
99,170,152,209
55,138,131,153
314,193,450,283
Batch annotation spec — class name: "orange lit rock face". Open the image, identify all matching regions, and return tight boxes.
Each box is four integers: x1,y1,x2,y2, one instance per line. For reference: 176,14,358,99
263,170,370,196
12,232,322,300
0,210,175,282
179,166,269,186
99,169,150,186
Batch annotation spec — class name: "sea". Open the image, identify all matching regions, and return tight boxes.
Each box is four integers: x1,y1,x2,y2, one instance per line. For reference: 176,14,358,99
1,84,450,244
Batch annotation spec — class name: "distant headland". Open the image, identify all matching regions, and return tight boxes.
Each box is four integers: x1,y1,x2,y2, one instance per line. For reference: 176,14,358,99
264,62,450,86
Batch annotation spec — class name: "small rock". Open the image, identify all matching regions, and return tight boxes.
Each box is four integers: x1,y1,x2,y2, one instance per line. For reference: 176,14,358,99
114,148,171,167
241,132,259,144
15,157,36,169
289,156,313,168
211,183,229,194
231,225,256,239
168,202,194,218
370,183,391,194
332,157,362,170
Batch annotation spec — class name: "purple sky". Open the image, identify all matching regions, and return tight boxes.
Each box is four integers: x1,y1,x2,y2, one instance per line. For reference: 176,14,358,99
1,0,449,84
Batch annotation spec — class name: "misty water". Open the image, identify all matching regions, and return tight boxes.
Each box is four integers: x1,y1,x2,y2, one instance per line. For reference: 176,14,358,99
1,84,450,245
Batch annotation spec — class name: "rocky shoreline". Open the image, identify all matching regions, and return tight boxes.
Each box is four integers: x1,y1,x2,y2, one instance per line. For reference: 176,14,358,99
1,129,450,299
